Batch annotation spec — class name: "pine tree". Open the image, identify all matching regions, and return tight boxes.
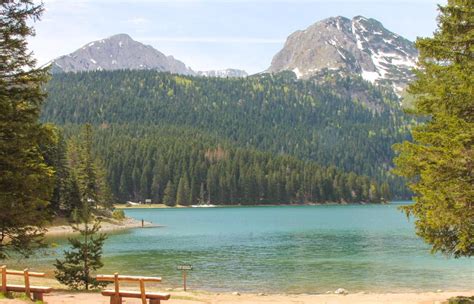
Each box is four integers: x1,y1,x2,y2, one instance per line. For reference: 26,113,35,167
55,125,111,289
51,131,70,213
151,172,161,202
139,162,151,199
95,160,114,210
42,127,81,217
70,124,113,211
206,169,216,203
163,181,176,206
0,1,55,259
189,177,199,205
199,182,206,204
393,0,473,257
77,124,100,208
119,171,130,200
54,204,107,290
176,176,190,206
64,173,83,216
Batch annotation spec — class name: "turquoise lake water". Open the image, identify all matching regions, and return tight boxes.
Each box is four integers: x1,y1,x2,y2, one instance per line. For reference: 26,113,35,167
24,202,474,293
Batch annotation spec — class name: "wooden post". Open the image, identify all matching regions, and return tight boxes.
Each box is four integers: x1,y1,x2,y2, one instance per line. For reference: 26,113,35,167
114,273,120,304
183,270,187,292
23,268,31,299
139,279,146,304
1,265,7,295
33,292,44,302
177,264,192,291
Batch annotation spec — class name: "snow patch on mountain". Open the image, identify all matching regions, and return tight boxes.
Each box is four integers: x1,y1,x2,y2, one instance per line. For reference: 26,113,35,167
292,67,303,78
197,69,248,78
267,16,418,95
362,70,380,82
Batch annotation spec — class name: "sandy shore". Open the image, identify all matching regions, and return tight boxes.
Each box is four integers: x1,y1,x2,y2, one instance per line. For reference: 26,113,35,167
115,203,187,209
0,289,472,304
45,217,158,236
113,202,359,209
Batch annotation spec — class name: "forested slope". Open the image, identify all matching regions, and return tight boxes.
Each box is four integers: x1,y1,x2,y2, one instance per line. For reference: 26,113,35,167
42,70,413,202
66,125,387,204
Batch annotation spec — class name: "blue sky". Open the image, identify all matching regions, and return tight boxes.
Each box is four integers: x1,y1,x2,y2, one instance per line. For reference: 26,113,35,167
30,0,445,74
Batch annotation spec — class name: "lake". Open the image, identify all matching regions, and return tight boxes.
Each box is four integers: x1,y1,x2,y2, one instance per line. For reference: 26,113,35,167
25,202,474,293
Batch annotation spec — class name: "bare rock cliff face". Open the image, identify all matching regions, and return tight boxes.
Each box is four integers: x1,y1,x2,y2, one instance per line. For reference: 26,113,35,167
51,34,195,75
267,16,418,93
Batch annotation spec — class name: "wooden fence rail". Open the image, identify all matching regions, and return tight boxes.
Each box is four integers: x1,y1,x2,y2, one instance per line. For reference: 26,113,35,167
1,265,52,301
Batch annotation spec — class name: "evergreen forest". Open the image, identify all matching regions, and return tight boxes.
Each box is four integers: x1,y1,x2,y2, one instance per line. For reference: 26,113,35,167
41,70,413,204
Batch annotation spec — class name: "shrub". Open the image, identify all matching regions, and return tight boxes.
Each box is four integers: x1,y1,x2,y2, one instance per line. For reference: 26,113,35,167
448,296,474,304
112,209,125,221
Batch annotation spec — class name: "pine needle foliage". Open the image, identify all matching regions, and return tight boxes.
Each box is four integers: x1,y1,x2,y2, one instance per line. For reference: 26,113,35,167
54,204,107,290
393,0,473,258
0,1,55,259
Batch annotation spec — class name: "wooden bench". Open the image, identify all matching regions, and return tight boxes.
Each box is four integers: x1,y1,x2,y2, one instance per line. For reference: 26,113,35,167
97,273,171,304
1,265,52,301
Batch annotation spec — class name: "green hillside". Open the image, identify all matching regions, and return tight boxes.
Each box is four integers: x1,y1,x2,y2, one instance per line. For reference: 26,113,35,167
64,125,386,204
42,70,413,202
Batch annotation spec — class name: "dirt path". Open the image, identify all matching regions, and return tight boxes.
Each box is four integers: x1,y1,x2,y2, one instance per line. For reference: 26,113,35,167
1,290,472,304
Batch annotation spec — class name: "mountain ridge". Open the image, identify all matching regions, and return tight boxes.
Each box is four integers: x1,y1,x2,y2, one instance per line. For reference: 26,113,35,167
267,16,418,94
51,33,195,75
50,33,248,78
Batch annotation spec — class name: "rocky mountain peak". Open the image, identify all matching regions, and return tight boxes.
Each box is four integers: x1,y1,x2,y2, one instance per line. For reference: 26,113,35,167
267,16,418,94
108,33,133,40
50,34,249,78
50,33,195,75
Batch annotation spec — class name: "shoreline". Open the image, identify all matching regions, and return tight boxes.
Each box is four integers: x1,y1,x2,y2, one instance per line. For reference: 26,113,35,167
45,217,159,236
115,201,398,209
1,289,472,304
2,264,471,303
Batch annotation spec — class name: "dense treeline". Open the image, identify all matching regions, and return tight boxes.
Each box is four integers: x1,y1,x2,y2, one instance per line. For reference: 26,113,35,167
42,70,412,199
42,125,112,218
64,125,388,205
